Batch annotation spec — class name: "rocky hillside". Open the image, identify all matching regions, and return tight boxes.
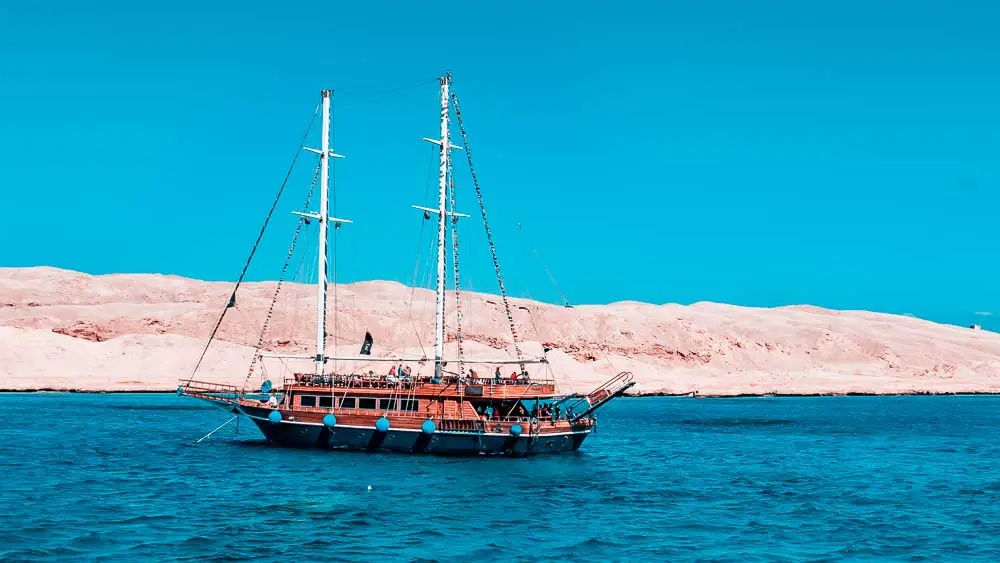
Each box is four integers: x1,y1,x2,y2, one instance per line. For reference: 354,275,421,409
1,267,999,395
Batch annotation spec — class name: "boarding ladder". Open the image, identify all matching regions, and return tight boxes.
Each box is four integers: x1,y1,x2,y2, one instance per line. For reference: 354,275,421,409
567,371,636,422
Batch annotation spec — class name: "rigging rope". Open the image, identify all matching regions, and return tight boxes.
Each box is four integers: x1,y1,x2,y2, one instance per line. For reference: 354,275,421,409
447,158,466,378
517,222,571,308
404,144,437,358
330,91,340,376
242,161,321,392
334,77,438,97
185,104,321,385
450,92,525,370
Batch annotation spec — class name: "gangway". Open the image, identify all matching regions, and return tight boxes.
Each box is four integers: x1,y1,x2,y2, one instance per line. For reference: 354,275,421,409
568,371,636,422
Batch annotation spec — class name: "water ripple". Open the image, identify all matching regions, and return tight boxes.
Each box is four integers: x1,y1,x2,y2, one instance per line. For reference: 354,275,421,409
2,394,1000,561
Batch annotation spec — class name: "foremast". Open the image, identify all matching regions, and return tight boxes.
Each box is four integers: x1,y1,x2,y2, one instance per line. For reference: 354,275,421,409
302,90,350,375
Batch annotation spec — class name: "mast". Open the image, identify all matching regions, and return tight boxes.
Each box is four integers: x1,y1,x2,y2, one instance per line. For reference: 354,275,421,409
414,74,466,379
300,90,350,374
433,75,450,380
316,90,331,375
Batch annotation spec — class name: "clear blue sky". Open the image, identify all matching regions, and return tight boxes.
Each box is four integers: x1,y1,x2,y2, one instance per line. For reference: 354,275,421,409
0,0,997,329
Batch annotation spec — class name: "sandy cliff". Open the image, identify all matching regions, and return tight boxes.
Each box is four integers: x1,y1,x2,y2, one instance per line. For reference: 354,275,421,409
1,267,999,395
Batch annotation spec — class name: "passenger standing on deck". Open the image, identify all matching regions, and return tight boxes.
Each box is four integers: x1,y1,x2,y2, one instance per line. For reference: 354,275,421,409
494,367,502,383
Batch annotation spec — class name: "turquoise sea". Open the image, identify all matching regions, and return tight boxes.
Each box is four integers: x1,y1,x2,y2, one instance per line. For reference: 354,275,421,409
1,394,999,561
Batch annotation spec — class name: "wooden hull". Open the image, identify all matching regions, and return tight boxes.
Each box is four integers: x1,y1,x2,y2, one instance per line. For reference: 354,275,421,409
238,404,591,457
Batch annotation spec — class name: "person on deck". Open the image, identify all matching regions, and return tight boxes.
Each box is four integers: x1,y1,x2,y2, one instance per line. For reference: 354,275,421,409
494,367,502,383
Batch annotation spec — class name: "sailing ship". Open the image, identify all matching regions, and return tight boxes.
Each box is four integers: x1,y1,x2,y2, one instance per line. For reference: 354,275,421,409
178,74,634,456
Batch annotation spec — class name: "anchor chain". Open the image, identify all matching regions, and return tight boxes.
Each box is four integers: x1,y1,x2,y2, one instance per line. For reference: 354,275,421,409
450,92,525,370
448,159,466,378
243,161,322,392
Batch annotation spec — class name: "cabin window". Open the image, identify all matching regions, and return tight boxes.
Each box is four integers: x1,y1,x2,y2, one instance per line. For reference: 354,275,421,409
340,397,357,409
379,398,397,410
318,396,333,408
299,395,316,408
358,398,376,410
399,399,419,412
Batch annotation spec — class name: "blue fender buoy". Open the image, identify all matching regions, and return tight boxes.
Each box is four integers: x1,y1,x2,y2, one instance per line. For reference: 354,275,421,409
175,385,184,396
421,419,436,435
260,380,273,393
375,417,390,432
510,424,523,437
268,410,282,424
323,414,337,428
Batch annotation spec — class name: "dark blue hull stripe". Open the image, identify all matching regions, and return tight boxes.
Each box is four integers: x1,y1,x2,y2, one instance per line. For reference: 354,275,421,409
242,414,590,456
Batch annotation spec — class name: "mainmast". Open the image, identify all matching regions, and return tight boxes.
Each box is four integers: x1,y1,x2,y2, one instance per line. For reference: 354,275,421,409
301,90,350,375
432,75,450,380
413,74,468,379
413,74,467,380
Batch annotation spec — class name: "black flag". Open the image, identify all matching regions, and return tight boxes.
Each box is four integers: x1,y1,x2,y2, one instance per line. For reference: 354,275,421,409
360,331,373,355
226,293,236,309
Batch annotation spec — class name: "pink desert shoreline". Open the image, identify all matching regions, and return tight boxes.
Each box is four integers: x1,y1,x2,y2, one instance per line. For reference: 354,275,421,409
2,266,998,397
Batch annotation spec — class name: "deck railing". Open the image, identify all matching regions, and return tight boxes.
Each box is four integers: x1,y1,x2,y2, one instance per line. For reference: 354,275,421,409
273,399,579,426
285,374,555,390
182,380,244,399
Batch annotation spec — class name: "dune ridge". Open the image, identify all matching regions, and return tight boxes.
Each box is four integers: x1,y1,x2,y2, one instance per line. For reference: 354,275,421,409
1,266,999,396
